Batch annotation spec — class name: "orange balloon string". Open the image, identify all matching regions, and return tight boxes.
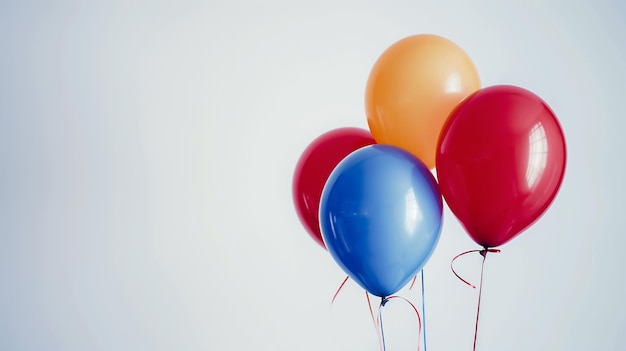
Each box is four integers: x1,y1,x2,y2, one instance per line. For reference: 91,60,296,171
450,248,500,351
376,295,422,351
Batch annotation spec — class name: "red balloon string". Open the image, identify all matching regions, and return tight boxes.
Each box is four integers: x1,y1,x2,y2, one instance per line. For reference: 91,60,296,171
331,278,383,350
450,248,500,351
366,292,377,327
331,279,423,351
472,252,487,351
451,249,482,288
331,275,350,305
366,292,384,351
409,275,417,290
376,295,422,351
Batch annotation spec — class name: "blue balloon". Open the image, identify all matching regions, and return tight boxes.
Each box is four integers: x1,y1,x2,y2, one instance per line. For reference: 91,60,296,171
319,145,443,297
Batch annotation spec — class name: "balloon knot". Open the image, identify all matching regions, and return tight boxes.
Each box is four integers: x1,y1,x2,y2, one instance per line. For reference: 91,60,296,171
479,248,501,257
381,296,389,307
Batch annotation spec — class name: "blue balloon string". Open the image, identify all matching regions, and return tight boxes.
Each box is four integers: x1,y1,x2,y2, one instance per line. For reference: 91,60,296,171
376,296,422,351
379,298,388,351
421,270,427,351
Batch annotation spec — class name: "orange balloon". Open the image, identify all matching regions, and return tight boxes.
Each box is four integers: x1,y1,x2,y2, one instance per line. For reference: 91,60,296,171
365,34,481,169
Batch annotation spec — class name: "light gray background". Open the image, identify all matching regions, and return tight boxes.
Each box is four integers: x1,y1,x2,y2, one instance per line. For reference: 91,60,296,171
0,1,623,350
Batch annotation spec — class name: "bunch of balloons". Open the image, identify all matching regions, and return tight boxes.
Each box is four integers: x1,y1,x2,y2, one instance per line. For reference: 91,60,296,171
292,33,566,347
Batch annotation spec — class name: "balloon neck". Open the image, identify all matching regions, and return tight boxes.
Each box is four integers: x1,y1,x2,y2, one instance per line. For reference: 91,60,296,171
479,247,501,257
381,296,389,306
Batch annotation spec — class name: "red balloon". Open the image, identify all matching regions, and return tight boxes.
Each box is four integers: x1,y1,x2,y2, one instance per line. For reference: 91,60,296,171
436,85,566,248
293,128,376,248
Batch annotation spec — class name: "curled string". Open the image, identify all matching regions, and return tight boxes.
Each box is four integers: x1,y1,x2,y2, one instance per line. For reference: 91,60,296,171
375,295,422,351
451,249,482,288
450,248,500,351
331,275,350,305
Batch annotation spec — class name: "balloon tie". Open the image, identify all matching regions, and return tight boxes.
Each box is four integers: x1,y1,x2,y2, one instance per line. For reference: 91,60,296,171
375,295,422,351
331,275,350,305
451,248,500,351
450,248,500,288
